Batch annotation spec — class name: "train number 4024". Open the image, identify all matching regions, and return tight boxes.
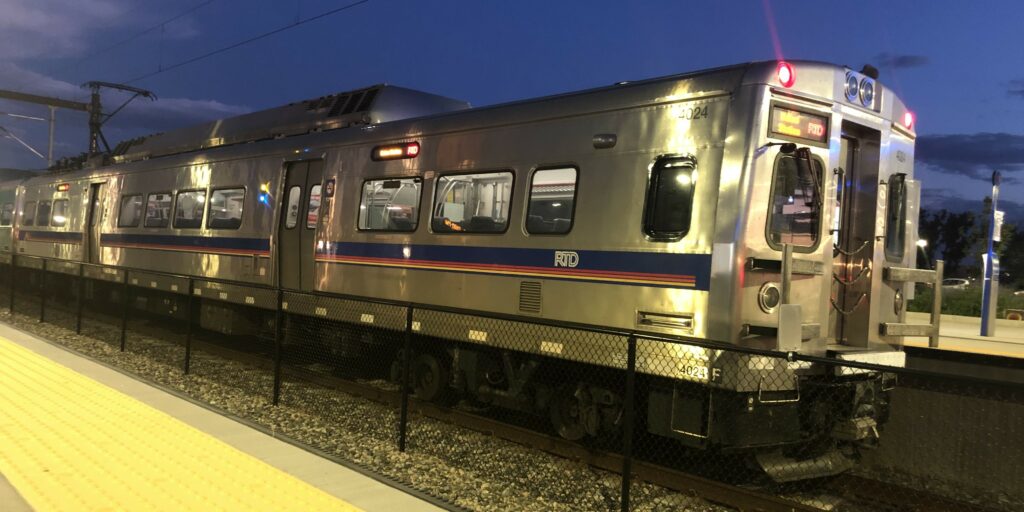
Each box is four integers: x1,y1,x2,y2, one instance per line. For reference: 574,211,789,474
679,105,709,120
681,364,723,382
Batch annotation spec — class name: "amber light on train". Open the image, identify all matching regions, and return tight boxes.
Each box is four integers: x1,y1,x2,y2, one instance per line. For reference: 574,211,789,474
776,61,795,88
56,183,70,192
371,142,420,161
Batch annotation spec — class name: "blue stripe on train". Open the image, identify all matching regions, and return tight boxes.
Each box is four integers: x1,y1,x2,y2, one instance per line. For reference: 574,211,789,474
100,233,270,252
318,241,713,290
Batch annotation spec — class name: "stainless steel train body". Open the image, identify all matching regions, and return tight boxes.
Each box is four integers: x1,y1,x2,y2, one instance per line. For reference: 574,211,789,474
0,61,928,479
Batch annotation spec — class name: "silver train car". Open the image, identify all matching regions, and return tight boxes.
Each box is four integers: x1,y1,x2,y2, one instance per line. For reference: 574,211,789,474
0,61,935,480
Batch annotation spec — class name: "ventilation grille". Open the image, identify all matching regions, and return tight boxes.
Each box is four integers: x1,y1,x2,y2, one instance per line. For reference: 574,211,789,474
518,281,542,314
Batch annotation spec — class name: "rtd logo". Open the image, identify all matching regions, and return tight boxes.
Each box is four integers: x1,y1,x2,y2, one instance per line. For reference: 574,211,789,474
554,251,579,268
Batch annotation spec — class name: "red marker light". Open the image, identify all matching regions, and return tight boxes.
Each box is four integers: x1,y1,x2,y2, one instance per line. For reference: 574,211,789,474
56,183,70,192
902,111,914,130
777,61,795,88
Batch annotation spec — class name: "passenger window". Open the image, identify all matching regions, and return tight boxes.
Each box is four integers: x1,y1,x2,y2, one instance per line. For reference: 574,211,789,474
118,195,143,227
359,178,421,231
643,157,695,240
284,186,301,229
526,167,577,235
51,200,69,227
174,190,206,229
207,188,245,230
767,151,823,250
770,150,823,248
36,201,52,227
306,185,321,229
884,173,907,261
23,201,36,226
432,171,514,233
145,193,172,228
0,203,13,226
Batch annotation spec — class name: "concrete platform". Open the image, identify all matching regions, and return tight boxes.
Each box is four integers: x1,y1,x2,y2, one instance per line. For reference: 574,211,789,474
0,322,445,512
905,312,1024,358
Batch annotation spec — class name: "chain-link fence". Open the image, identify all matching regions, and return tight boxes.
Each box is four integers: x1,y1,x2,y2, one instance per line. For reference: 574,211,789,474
2,257,1021,512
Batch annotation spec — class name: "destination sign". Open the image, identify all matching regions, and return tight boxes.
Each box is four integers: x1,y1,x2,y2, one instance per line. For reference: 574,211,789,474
769,106,828,144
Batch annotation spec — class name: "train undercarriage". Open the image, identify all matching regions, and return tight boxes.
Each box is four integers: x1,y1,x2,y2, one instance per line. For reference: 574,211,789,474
84,282,894,483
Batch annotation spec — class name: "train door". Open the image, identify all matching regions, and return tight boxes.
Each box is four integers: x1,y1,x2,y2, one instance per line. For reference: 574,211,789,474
84,183,105,263
830,123,881,346
278,160,324,291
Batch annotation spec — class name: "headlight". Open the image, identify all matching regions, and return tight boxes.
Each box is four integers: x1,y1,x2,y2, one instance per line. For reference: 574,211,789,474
859,78,875,107
758,282,782,313
845,73,860,102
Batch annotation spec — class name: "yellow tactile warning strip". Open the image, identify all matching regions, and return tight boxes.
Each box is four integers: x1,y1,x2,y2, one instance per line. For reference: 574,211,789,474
0,336,361,512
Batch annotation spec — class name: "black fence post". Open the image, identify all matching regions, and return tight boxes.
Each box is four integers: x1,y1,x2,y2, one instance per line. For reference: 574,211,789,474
38,260,46,323
75,265,84,334
272,288,283,406
183,279,194,374
119,274,128,352
398,305,413,452
620,334,637,512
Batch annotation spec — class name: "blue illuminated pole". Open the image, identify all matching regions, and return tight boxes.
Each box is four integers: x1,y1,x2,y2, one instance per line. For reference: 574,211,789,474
980,170,1000,336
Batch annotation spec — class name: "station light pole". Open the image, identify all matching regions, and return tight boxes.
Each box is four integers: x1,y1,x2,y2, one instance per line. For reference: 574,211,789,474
980,171,1001,337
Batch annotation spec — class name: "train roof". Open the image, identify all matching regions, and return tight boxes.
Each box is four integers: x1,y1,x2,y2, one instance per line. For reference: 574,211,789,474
22,60,910,185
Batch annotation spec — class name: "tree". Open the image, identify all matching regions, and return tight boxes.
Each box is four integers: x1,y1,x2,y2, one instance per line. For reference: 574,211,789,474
917,208,981,277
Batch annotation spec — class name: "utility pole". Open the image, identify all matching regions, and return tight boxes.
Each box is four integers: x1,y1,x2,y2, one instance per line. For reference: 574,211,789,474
0,82,155,167
0,89,88,166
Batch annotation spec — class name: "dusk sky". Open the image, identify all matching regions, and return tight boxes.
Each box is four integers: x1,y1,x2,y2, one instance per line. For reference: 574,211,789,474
1,0,1022,218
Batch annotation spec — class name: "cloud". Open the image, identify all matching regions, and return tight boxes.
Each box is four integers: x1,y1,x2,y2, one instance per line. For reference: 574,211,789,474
874,53,929,69
1009,80,1024,99
917,133,1024,182
0,0,126,60
922,188,1024,224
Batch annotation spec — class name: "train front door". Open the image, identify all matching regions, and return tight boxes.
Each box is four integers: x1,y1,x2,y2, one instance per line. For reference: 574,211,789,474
84,182,105,264
830,123,881,346
278,160,324,291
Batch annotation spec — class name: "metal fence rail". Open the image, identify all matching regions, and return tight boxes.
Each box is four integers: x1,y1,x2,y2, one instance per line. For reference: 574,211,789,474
1,256,1020,512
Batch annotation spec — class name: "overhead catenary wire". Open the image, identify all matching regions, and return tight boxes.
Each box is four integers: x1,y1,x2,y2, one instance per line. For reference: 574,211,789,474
123,0,373,85
79,0,217,64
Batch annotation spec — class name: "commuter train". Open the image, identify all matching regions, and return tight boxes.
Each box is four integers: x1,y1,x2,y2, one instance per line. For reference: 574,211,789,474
0,61,934,481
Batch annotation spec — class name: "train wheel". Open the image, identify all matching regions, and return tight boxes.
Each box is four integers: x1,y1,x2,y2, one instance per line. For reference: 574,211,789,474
550,384,588,441
413,353,451,403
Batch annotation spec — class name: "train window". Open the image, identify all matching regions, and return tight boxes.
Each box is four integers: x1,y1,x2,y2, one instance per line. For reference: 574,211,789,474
526,167,577,235
174,190,207,229
358,178,421,232
51,200,69,227
767,151,823,250
144,193,172,228
207,188,245,230
643,157,695,240
884,173,907,261
431,171,514,233
36,201,52,227
23,201,36,226
118,195,143,227
284,186,301,229
306,185,321,229
0,204,13,226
